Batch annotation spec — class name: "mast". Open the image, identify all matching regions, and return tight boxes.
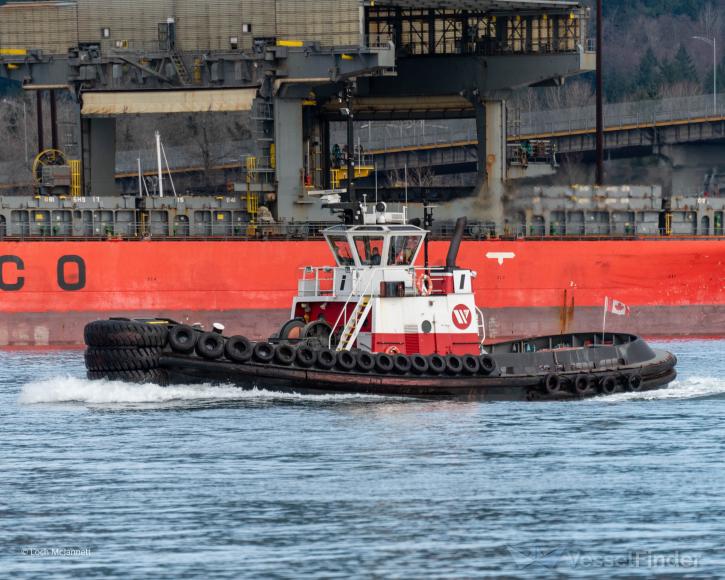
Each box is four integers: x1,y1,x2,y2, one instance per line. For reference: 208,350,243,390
324,82,363,225
155,130,164,198
595,0,604,185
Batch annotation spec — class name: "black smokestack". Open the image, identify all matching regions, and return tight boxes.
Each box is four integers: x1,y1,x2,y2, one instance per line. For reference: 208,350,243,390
446,217,467,271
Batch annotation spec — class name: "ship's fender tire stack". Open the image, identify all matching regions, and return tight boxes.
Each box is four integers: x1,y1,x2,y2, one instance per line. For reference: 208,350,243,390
84,320,168,349
85,347,161,372
86,369,169,385
83,320,169,385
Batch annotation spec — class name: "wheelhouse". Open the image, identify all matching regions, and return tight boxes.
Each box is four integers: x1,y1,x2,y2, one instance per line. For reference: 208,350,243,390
324,224,426,268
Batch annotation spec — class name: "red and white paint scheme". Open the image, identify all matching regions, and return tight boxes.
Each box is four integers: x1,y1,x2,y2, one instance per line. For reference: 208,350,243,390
287,204,484,356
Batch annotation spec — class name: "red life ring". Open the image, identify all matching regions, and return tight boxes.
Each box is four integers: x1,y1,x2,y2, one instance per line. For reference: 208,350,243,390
417,274,433,296
385,346,401,355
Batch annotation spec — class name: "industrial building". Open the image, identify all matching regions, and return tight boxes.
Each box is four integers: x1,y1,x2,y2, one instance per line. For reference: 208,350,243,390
1,0,594,225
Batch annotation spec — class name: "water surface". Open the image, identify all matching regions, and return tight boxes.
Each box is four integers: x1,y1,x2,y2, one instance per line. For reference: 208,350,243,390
2,340,724,578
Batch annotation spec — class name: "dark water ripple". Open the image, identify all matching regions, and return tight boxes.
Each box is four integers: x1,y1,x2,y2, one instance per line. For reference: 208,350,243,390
1,340,724,578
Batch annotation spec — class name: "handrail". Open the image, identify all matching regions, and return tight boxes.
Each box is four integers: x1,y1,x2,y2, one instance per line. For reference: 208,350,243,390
475,306,487,353
1,232,724,243
328,274,375,349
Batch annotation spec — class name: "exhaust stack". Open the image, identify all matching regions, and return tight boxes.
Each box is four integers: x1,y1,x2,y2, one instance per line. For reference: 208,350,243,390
446,217,467,271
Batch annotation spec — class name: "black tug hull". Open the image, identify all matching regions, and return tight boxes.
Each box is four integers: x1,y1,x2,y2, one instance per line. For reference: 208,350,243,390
83,319,678,401
158,337,677,402
162,357,676,401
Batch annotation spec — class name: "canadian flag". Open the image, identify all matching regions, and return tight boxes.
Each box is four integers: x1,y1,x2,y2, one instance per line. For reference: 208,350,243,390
605,296,630,317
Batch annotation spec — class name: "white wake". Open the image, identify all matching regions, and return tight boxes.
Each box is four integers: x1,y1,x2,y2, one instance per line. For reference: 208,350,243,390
18,375,388,406
594,375,725,403
18,374,724,408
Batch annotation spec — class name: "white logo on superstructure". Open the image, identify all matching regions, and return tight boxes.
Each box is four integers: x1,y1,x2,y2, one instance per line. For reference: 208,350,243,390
451,304,472,329
453,310,470,325
486,252,516,266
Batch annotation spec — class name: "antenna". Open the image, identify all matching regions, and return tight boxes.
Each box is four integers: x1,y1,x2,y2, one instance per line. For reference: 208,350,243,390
159,137,178,197
404,162,408,208
374,161,378,204
137,157,143,197
155,130,163,197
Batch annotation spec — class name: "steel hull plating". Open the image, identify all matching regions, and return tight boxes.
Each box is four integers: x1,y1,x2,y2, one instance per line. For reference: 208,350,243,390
159,351,677,401
1,239,723,345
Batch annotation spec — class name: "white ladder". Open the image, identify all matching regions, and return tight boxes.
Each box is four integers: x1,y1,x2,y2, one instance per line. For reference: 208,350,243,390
476,306,488,354
336,295,373,351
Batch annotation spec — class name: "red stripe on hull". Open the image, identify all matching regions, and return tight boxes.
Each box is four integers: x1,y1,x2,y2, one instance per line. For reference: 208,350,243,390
0,239,723,345
371,332,482,355
0,305,722,347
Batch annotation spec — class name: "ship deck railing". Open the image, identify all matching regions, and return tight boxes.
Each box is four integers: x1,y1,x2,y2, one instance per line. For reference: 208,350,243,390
1,230,724,243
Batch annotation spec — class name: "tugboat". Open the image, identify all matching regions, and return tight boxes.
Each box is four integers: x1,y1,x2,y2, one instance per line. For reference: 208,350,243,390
83,201,677,401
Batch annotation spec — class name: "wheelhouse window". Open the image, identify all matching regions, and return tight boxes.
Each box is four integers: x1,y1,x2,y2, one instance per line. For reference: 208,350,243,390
354,236,385,266
328,235,355,266
388,235,422,266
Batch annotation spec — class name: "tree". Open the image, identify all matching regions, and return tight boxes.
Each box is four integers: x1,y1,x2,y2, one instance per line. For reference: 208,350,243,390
637,48,660,98
658,57,677,86
673,44,698,84
703,55,725,93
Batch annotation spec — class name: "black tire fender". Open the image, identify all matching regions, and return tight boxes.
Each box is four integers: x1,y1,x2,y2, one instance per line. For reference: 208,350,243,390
600,375,617,395
274,344,296,366
168,325,198,354
426,354,446,374
336,350,356,371
355,351,376,373
84,319,168,348
628,373,643,392
225,335,253,363
374,353,394,373
479,354,497,375
278,318,306,342
253,342,275,363
84,347,161,372
410,354,429,374
574,374,590,395
393,354,412,374
445,354,463,375
86,368,169,385
543,373,561,394
295,345,317,368
461,355,480,374
196,332,225,359
316,348,336,370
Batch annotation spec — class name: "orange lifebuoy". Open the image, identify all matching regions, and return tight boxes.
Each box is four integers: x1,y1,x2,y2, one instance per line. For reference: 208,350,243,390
385,346,401,355
417,274,433,296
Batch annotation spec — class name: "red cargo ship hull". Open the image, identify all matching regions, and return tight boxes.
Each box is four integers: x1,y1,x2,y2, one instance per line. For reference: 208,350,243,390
0,239,723,346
